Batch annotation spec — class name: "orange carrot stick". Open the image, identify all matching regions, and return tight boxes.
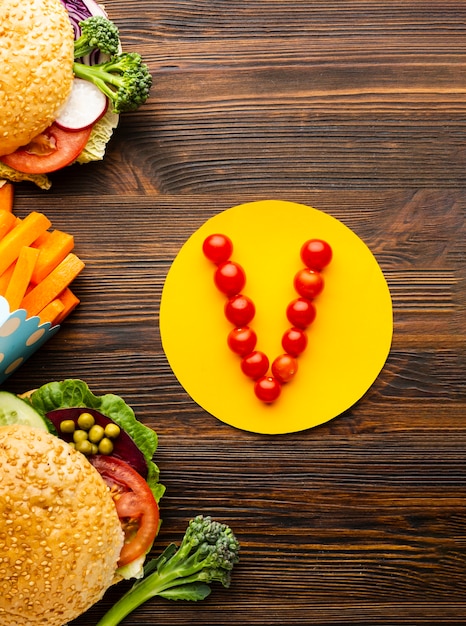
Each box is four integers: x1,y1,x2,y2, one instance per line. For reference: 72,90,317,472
53,288,80,325
4,246,40,311
20,253,85,317
0,182,14,212
38,299,66,326
31,229,50,248
31,229,74,284
0,211,51,276
0,263,15,297
0,210,16,240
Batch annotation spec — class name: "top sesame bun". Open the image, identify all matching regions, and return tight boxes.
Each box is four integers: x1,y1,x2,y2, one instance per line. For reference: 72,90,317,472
0,424,124,626
0,0,75,156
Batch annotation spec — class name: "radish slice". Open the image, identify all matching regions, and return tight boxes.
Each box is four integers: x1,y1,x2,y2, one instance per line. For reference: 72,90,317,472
55,78,108,131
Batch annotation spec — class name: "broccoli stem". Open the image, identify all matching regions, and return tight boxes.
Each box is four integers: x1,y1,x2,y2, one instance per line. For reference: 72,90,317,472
73,53,152,114
95,567,210,626
73,62,122,103
95,574,164,626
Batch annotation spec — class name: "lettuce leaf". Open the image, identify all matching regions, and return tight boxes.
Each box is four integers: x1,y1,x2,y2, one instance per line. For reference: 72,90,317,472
29,379,165,503
0,165,51,189
75,109,119,164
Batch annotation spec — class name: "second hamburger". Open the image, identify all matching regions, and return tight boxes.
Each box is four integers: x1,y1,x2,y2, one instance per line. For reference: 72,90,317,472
0,379,164,625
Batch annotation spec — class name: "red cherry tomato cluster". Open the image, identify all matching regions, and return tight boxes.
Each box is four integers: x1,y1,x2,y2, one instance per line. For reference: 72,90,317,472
202,233,333,404
277,237,332,376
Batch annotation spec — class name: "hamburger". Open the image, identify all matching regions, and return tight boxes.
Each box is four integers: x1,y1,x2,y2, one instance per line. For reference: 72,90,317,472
0,0,151,189
0,379,164,626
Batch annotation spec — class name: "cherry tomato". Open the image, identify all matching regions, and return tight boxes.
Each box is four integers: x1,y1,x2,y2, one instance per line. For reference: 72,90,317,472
286,297,316,329
300,239,332,271
225,294,255,326
227,326,257,356
214,261,246,296
254,376,282,403
0,124,92,174
202,234,233,265
241,350,269,379
294,268,324,300
282,327,308,356
90,455,159,567
271,353,298,383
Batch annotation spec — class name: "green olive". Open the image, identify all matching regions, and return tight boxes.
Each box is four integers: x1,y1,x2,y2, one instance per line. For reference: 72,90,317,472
98,437,114,455
77,412,95,430
90,443,99,455
75,439,93,455
104,423,121,439
73,429,88,444
88,424,105,443
60,419,76,434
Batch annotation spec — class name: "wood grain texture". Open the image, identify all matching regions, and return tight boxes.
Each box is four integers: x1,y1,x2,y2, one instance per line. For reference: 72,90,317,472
5,1,466,624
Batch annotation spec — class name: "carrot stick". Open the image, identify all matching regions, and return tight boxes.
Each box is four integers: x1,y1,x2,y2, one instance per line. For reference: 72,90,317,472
38,299,66,326
31,229,50,248
53,288,80,325
0,210,16,240
31,229,74,284
20,253,85,317
0,182,14,212
0,211,51,276
4,246,40,311
0,263,15,297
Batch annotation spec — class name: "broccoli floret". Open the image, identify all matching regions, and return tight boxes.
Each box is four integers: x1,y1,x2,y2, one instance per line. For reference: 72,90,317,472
73,53,152,113
74,16,120,59
96,515,240,626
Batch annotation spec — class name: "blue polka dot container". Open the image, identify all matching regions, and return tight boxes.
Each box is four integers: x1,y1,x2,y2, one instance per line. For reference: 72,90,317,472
0,296,60,385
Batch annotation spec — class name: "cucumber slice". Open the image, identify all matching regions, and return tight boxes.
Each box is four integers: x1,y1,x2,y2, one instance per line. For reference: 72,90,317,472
0,391,48,430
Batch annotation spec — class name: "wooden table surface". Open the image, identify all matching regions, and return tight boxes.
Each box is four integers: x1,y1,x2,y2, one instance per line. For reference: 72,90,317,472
6,1,466,624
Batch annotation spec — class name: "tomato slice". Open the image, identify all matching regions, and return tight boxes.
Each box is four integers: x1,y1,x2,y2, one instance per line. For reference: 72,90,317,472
0,124,92,174
90,455,159,567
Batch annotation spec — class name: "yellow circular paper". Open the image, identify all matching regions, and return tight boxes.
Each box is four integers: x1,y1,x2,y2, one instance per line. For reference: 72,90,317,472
160,200,393,434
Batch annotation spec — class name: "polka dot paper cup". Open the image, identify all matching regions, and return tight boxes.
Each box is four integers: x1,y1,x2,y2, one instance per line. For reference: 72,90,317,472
0,296,60,384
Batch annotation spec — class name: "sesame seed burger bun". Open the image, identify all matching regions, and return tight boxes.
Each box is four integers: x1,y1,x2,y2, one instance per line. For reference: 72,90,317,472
0,0,75,157
0,424,124,626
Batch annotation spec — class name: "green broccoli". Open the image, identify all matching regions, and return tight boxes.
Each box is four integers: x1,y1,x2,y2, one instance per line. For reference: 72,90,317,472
74,16,121,59
96,515,240,626
73,53,152,113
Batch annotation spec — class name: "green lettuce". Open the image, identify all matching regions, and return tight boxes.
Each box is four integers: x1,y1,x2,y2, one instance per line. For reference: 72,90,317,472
0,164,51,189
75,110,119,164
29,379,165,503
